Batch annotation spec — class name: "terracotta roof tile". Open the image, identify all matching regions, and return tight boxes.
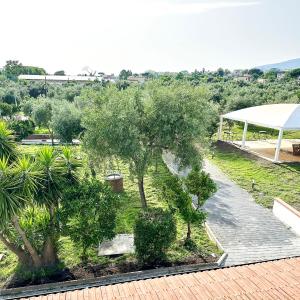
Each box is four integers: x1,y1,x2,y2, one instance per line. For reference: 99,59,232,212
20,257,300,300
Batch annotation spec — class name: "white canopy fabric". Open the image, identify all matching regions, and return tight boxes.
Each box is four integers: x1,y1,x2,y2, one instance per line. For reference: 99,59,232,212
222,104,300,130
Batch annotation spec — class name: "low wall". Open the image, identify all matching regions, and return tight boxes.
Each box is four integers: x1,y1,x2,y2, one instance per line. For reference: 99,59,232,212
273,198,300,236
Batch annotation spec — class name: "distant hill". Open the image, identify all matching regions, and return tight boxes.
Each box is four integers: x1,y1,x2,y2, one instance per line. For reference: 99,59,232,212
256,58,300,71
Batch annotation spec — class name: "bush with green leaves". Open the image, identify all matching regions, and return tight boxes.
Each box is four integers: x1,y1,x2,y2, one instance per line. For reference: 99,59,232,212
8,119,35,141
185,167,217,208
0,102,14,117
61,179,118,261
51,102,82,143
162,175,206,241
134,208,176,265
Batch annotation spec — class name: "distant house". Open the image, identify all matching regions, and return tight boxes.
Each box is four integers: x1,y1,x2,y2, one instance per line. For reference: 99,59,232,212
234,74,251,82
257,78,267,84
14,115,29,121
18,74,107,84
232,69,243,77
127,75,146,84
277,71,285,80
102,74,116,82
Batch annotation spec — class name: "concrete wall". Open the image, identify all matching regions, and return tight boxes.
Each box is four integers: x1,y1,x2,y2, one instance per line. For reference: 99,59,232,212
273,198,300,236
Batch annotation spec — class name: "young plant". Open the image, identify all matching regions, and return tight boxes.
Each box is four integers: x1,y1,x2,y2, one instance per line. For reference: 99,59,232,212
185,166,217,209
134,208,176,265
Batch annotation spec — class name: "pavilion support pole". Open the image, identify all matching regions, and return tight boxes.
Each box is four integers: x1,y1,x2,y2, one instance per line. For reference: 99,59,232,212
274,128,283,162
218,116,223,140
242,121,248,148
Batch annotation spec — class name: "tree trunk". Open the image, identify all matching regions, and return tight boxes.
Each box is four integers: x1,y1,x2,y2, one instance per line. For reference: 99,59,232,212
89,161,96,178
42,204,58,266
186,222,191,240
138,176,147,209
12,216,42,268
0,233,32,267
48,126,54,146
42,236,58,266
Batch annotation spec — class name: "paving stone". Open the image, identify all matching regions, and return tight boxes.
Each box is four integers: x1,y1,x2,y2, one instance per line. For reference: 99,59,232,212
98,234,134,256
162,152,300,267
202,159,300,266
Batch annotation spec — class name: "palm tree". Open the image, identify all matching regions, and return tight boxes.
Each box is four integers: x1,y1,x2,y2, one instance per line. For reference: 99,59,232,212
0,121,17,161
0,143,81,268
0,156,42,267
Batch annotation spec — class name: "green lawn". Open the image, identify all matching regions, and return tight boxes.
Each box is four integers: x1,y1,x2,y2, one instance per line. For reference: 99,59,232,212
0,145,220,287
210,142,300,210
217,122,300,141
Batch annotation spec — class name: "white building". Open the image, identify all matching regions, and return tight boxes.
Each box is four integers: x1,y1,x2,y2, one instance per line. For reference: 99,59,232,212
234,74,251,82
18,74,107,83
127,76,146,84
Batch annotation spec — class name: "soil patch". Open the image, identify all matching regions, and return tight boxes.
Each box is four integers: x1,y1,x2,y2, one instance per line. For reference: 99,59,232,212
4,254,217,289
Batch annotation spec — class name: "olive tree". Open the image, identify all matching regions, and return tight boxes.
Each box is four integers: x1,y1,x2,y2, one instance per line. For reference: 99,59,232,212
83,83,216,208
52,102,82,143
31,98,54,144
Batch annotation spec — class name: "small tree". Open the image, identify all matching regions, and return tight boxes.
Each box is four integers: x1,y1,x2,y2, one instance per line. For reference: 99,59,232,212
9,119,35,141
185,167,217,208
52,102,82,143
119,69,132,80
61,179,117,262
54,70,65,76
134,208,176,265
163,175,205,241
31,99,53,144
0,102,13,117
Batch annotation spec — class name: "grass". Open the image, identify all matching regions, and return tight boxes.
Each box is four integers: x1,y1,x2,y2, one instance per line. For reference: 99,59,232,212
210,142,300,210
0,145,220,287
218,122,300,141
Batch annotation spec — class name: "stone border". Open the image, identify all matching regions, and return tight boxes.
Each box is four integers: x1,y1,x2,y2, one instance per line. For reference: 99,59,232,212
0,258,227,300
273,198,300,236
205,222,225,252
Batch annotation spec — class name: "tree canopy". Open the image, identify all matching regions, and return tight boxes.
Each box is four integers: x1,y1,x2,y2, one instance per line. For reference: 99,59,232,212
83,83,216,208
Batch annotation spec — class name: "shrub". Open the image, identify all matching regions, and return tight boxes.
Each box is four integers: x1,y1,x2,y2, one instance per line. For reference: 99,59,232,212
61,179,118,262
9,119,35,141
162,174,206,240
134,208,176,265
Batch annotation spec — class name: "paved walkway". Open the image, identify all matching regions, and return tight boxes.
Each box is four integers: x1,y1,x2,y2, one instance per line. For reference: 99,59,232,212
203,159,300,266
162,152,300,267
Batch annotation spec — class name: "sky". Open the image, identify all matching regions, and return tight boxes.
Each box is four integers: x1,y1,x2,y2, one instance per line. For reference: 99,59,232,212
0,0,299,75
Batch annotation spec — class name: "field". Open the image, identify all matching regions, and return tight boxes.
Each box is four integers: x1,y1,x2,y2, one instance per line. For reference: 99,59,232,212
210,141,300,210
0,145,220,288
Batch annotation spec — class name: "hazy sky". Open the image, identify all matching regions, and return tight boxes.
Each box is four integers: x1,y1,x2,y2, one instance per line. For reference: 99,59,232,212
0,0,299,74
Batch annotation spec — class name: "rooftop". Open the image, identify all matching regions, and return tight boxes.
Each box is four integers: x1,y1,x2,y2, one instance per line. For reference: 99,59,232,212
18,75,104,82
223,104,300,130
20,257,300,299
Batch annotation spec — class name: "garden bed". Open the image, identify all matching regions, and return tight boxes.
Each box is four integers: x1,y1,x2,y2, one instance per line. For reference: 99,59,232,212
0,145,220,289
5,254,217,290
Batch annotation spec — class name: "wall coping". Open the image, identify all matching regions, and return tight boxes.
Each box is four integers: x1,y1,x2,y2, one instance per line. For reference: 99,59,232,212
274,198,300,218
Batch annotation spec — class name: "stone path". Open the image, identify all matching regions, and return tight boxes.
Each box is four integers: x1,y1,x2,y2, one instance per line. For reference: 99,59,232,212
203,159,300,266
162,152,300,267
